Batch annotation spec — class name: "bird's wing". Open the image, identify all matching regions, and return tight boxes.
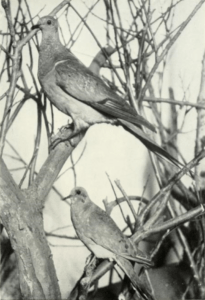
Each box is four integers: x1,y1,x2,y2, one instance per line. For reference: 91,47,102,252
85,205,149,264
55,54,119,102
55,55,156,132
86,99,156,132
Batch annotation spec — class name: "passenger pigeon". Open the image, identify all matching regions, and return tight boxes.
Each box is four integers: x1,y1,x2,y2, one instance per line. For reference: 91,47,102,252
32,16,179,165
68,187,153,300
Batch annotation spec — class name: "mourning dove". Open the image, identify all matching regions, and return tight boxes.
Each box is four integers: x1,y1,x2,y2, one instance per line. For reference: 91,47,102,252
32,16,179,165
68,187,153,300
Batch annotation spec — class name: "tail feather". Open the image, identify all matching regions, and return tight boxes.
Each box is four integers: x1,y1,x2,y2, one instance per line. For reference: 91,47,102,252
118,118,181,167
116,256,153,300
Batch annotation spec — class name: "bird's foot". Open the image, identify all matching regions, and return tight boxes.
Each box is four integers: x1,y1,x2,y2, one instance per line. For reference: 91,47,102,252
85,254,94,266
59,121,73,133
81,277,91,289
48,124,84,151
48,123,73,150
85,255,98,272
84,255,100,283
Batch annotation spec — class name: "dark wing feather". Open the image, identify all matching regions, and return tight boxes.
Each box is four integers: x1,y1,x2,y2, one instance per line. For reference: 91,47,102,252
55,54,122,103
85,205,140,261
87,99,156,132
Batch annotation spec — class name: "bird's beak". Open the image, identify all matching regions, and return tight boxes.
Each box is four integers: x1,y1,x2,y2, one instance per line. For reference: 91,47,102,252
31,21,41,30
62,194,72,206
62,194,71,201
31,24,39,30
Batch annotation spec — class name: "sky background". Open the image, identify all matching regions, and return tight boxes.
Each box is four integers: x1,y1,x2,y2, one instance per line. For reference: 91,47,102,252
0,0,205,297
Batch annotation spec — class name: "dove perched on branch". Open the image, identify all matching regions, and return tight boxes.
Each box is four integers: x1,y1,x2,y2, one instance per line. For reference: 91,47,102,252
32,16,180,165
67,187,153,300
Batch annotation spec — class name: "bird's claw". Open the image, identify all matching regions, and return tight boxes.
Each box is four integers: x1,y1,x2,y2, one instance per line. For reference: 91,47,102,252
85,254,98,269
85,254,93,266
59,123,73,133
48,123,79,151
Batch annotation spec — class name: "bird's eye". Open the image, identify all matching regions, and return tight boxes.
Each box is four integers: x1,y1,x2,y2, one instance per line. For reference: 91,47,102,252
47,20,52,25
76,189,81,195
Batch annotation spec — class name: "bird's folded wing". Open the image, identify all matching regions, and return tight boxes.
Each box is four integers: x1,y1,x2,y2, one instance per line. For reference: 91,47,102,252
55,56,120,103
86,207,151,264
55,58,156,132
84,99,156,132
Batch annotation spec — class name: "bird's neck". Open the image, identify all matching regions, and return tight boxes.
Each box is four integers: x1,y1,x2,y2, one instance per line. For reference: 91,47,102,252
38,31,66,78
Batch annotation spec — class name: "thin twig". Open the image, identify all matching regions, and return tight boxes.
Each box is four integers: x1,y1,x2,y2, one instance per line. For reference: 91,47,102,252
138,0,205,102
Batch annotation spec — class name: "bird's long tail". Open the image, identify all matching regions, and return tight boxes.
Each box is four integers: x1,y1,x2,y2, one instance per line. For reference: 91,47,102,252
118,118,181,167
116,256,154,300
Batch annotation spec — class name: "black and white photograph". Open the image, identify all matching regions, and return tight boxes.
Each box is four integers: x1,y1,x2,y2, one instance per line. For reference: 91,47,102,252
0,1,205,299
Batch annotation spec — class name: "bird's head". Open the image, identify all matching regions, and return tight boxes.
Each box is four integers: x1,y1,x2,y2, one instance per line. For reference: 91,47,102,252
31,16,58,32
65,187,90,205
